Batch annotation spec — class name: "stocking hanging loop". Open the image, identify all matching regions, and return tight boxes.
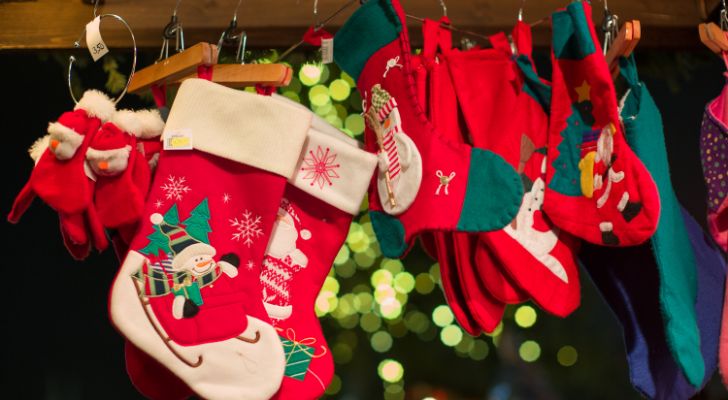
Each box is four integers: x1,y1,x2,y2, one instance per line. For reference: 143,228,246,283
67,13,137,105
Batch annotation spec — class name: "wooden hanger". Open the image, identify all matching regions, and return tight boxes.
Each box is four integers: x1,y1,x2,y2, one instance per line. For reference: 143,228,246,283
699,22,728,53
605,20,641,78
128,42,218,94
173,63,293,88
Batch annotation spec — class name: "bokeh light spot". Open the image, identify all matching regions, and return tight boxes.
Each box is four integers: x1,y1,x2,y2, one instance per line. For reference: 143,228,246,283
514,305,537,328
371,331,393,353
557,345,578,367
329,79,351,101
345,114,365,136
432,305,454,327
299,63,322,86
378,359,404,383
440,324,463,347
415,273,435,294
519,340,541,363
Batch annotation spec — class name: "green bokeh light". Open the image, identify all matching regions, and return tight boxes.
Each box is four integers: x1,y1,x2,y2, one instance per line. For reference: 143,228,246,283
519,340,542,363
371,330,394,353
393,272,415,294
515,305,538,329
378,359,404,383
329,79,351,101
469,340,489,361
299,63,322,86
432,305,454,327
309,84,331,107
440,324,463,347
415,273,435,294
361,312,382,333
345,114,365,136
557,345,578,367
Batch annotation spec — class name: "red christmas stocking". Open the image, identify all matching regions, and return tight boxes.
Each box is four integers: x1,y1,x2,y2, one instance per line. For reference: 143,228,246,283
8,90,115,222
263,117,377,400
334,0,524,259
543,1,659,246
413,18,506,333
448,21,581,316
109,79,311,400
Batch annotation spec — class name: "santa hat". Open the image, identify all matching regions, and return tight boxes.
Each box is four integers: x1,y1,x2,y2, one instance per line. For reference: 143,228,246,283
150,213,216,269
279,199,312,240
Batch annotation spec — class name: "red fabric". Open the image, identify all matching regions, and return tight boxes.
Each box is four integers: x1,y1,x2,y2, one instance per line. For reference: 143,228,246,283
90,123,148,229
301,26,333,47
544,1,659,246
9,109,100,220
151,85,167,108
445,22,581,317
358,5,519,257
126,149,285,345
265,186,346,400
255,84,276,96
124,342,192,400
415,18,505,333
196,65,213,81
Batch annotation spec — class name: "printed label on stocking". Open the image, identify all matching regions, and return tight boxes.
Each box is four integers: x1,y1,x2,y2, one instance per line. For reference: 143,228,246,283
321,38,334,64
163,129,193,151
86,16,109,62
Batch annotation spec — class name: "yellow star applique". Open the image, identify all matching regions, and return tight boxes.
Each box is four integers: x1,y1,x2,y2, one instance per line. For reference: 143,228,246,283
575,80,591,102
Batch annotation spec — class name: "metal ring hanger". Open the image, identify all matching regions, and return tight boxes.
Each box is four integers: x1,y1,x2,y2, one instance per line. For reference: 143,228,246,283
67,0,137,104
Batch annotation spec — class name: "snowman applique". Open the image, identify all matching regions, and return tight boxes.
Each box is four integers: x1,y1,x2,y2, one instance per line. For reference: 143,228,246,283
147,213,240,320
260,199,312,320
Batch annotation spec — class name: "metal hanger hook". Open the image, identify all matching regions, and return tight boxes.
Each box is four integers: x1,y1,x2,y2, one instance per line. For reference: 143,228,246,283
93,0,101,18
68,13,138,105
172,0,184,17
518,0,526,22
439,0,448,17
232,0,244,24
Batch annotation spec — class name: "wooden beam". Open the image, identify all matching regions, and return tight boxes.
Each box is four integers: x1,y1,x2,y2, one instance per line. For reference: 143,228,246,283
0,0,704,50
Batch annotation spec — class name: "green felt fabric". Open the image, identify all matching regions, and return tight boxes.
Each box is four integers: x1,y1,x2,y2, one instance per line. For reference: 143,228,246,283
333,0,400,82
516,55,552,112
370,211,407,258
619,55,704,387
457,148,523,232
552,1,596,60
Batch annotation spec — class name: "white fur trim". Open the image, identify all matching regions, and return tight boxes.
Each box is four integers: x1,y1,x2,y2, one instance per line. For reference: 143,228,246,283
271,93,361,148
290,128,378,215
165,79,311,178
75,89,115,122
111,110,144,136
29,135,50,163
110,251,286,400
134,109,165,139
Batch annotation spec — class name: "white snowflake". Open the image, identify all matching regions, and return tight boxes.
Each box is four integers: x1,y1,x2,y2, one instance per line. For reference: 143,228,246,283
223,193,231,204
154,199,163,209
160,175,191,201
230,210,263,248
300,146,340,189
245,260,255,271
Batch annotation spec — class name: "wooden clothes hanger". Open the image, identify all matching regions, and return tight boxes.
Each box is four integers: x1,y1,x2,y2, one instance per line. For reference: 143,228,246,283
129,0,291,94
605,20,641,78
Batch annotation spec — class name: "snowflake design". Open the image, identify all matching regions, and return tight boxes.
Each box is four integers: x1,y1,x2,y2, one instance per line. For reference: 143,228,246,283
300,146,340,189
245,260,255,271
223,193,231,204
230,210,263,248
160,175,191,201
154,199,164,209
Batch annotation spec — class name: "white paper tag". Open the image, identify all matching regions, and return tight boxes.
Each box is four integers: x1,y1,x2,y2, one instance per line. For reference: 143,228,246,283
163,129,193,151
86,17,109,62
321,38,334,64
84,161,97,182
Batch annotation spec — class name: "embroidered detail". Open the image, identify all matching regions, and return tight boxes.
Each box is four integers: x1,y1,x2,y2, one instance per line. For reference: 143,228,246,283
300,146,341,189
223,193,231,204
383,56,403,77
160,175,191,201
230,210,263,247
435,170,456,195
154,199,164,209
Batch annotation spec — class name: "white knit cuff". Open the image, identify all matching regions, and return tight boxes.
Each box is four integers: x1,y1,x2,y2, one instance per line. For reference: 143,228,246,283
164,79,311,178
291,128,377,215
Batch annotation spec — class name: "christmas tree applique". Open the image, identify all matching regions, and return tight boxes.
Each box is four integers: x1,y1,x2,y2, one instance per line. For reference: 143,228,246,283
184,198,212,243
139,204,179,257
549,80,596,197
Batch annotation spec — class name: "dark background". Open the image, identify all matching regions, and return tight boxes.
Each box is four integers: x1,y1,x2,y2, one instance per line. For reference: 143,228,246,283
0,46,726,399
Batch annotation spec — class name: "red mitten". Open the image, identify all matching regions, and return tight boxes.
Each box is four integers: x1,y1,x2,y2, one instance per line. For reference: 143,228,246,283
9,90,115,222
543,1,659,246
109,79,310,400
334,0,524,259
87,109,164,230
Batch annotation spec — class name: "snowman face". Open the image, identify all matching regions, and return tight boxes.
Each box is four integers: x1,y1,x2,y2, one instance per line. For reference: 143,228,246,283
182,254,216,276
266,210,298,259
86,146,131,176
48,128,84,161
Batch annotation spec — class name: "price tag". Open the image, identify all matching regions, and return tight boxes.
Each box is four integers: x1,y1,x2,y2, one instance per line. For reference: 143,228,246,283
321,37,334,64
86,16,109,62
163,129,194,151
